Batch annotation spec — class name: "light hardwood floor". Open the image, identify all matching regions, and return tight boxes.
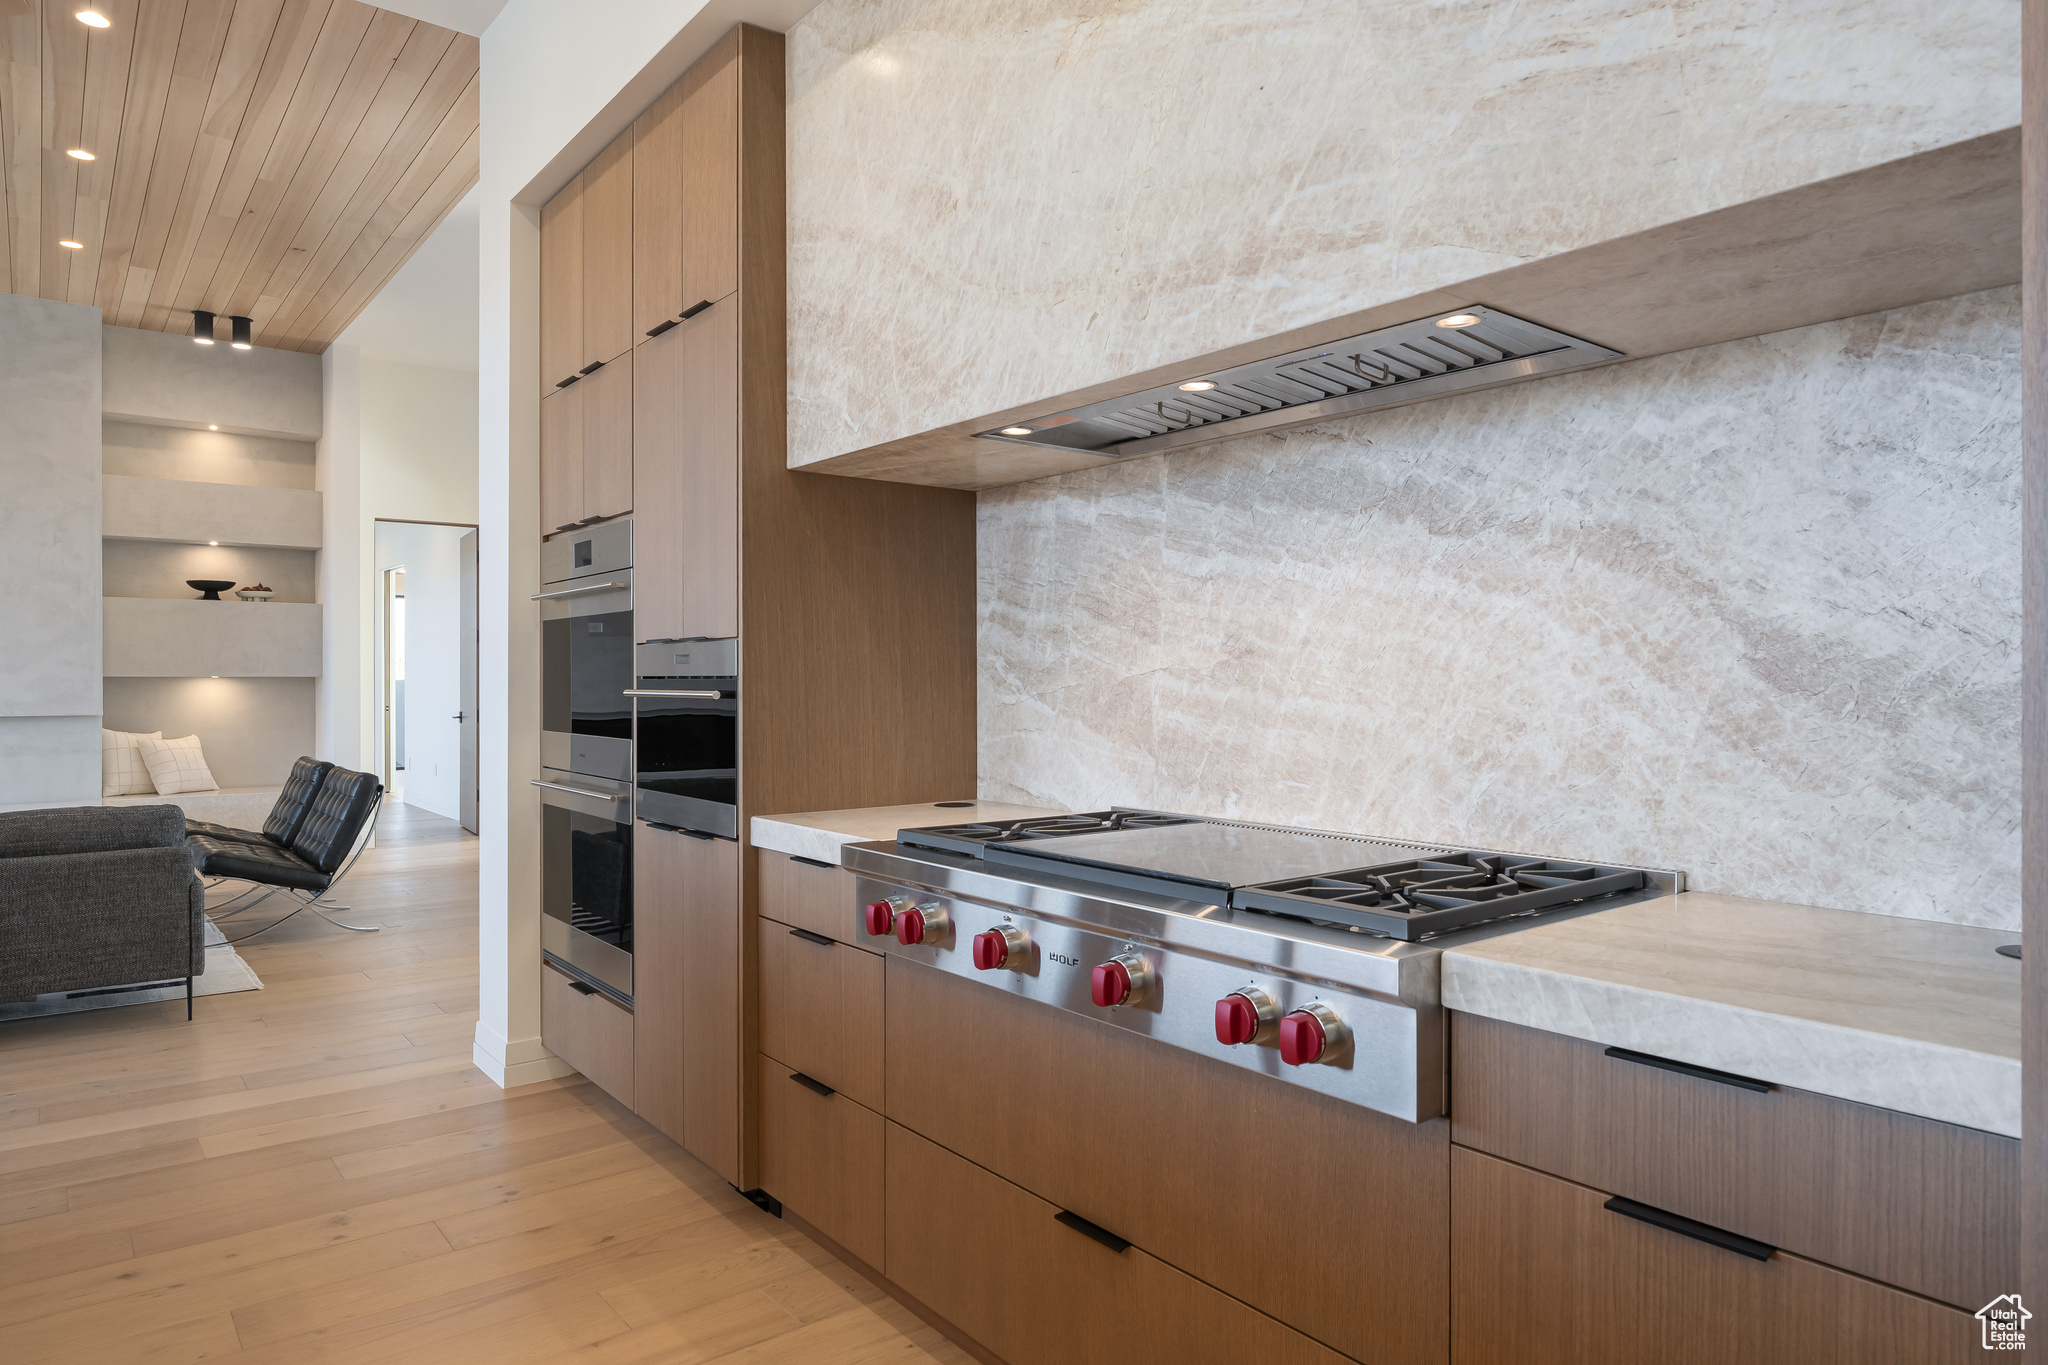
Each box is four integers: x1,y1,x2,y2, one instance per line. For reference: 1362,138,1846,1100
0,803,971,1365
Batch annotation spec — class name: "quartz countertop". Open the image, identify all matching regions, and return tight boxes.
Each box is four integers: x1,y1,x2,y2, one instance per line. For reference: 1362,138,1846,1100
1441,892,2022,1137
749,800,1067,865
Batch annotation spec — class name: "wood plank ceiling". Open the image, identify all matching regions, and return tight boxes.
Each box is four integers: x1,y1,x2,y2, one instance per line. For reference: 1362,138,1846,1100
0,0,477,352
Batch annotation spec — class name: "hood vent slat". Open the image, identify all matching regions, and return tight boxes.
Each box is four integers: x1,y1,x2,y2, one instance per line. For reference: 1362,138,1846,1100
979,306,1621,460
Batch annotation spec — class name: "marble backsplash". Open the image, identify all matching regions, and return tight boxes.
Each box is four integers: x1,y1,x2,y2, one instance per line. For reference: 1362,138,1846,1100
787,0,2016,468
977,288,2021,929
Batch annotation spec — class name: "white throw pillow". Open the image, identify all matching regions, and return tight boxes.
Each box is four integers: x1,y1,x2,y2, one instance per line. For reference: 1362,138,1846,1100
136,734,220,796
102,729,163,796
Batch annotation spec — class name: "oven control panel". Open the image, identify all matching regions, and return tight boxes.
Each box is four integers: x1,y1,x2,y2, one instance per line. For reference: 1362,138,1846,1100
854,876,1437,1122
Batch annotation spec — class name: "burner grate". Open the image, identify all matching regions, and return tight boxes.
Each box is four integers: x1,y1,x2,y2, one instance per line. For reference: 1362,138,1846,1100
897,809,1197,857
1236,851,1648,941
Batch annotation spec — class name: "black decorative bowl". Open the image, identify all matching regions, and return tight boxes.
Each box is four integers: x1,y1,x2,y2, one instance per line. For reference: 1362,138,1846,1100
187,579,237,601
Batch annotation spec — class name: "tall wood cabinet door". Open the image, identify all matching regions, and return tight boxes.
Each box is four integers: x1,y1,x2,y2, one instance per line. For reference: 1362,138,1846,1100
1451,1147,1974,1365
580,349,632,522
631,79,684,341
678,298,739,638
539,384,584,535
539,173,584,390
630,300,737,642
680,830,741,1185
632,820,689,1144
676,41,739,311
581,129,634,366
631,320,687,642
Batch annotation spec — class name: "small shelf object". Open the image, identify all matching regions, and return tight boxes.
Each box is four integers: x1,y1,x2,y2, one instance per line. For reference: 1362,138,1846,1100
186,578,236,601
235,583,274,602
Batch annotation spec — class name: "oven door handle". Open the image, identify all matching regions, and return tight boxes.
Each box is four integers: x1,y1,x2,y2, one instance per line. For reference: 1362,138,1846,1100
623,689,726,699
529,580,626,601
530,778,628,803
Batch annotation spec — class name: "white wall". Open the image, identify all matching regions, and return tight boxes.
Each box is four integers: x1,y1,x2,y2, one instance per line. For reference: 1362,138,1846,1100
0,295,103,808
318,349,479,774
472,0,818,1089
375,521,469,821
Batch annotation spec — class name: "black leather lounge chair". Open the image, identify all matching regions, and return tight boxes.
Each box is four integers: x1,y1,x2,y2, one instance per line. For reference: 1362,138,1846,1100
188,763,384,942
185,755,332,848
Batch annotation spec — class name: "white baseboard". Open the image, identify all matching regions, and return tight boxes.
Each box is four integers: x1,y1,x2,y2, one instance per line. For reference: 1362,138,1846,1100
471,1019,575,1090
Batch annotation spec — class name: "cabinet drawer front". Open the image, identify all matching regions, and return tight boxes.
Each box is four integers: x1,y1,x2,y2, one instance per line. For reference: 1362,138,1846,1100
885,1122,1348,1365
756,851,865,948
758,1059,882,1267
1450,1013,2017,1310
541,963,633,1106
758,916,882,1108
1451,1147,1973,1365
887,960,1447,1365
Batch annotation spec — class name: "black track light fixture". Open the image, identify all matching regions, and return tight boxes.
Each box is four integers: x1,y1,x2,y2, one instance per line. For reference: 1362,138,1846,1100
230,315,252,350
191,310,215,345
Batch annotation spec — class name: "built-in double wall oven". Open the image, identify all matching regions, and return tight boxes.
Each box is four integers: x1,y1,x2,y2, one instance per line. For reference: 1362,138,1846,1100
631,637,738,841
535,522,635,1004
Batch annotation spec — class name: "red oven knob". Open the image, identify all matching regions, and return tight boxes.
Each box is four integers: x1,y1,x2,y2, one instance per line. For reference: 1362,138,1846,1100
863,899,899,937
1090,953,1152,1008
1214,988,1277,1046
973,924,1028,970
896,901,949,946
1279,1003,1348,1066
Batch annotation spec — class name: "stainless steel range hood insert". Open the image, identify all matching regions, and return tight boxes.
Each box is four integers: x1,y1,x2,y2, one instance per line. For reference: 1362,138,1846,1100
976,306,1622,460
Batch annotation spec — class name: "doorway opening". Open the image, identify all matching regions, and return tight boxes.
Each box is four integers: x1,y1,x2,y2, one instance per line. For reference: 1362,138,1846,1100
373,521,479,827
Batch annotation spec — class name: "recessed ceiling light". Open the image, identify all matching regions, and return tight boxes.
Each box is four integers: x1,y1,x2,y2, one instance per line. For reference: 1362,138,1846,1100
58,239,83,249
1436,313,1482,329
999,426,1033,436
75,9,110,27
66,148,94,161
1177,380,1217,392
207,424,218,430
208,540,219,546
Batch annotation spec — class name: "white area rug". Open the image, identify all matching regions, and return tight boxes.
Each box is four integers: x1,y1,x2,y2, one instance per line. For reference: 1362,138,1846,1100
0,918,264,1022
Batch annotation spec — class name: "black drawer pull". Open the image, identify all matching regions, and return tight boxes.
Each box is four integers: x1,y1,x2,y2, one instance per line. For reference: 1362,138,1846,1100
790,855,834,869
578,359,605,375
1603,1196,1774,1261
788,1071,835,1098
789,928,836,948
1604,1046,1772,1093
566,979,597,997
555,374,579,388
644,318,678,337
1053,1210,1130,1253
679,298,714,320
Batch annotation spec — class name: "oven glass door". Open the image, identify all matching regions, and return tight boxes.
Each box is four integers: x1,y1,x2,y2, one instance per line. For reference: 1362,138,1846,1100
634,682,737,838
539,779,634,1000
541,596,633,780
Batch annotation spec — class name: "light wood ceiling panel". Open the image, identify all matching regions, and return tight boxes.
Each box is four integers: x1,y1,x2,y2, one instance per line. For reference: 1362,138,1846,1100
0,0,475,351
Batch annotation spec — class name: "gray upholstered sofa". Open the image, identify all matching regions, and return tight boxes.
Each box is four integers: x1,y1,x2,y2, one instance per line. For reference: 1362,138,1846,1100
0,804,206,1010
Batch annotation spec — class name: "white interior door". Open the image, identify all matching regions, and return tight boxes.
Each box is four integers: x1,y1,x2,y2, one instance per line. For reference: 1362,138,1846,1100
459,530,479,834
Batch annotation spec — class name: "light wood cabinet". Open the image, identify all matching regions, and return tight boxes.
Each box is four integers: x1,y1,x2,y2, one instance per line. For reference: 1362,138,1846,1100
632,821,741,1189
539,385,583,536
759,1056,883,1267
885,958,1448,1365
756,852,862,947
758,915,882,1109
1451,1012,2018,1312
630,297,737,641
581,130,634,367
632,34,738,337
540,962,633,1106
539,173,583,395
1451,1146,1973,1365
579,348,632,523
886,1121,1351,1365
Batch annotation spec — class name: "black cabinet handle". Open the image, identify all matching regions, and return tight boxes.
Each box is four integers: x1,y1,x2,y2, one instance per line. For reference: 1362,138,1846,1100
566,979,597,997
1053,1210,1130,1254
554,522,581,532
789,1072,835,1098
679,298,714,320
1604,1046,1772,1094
1603,1196,1775,1261
555,374,580,388
790,855,834,869
579,359,605,375
789,928,835,948
645,318,678,337
642,821,715,840
678,828,715,841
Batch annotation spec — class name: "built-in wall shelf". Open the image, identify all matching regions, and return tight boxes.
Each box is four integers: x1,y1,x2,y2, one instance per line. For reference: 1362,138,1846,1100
102,474,321,549
799,128,2021,491
103,598,321,678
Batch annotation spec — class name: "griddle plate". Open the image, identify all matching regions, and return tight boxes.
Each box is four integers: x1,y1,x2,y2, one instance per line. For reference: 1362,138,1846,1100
984,821,1450,892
